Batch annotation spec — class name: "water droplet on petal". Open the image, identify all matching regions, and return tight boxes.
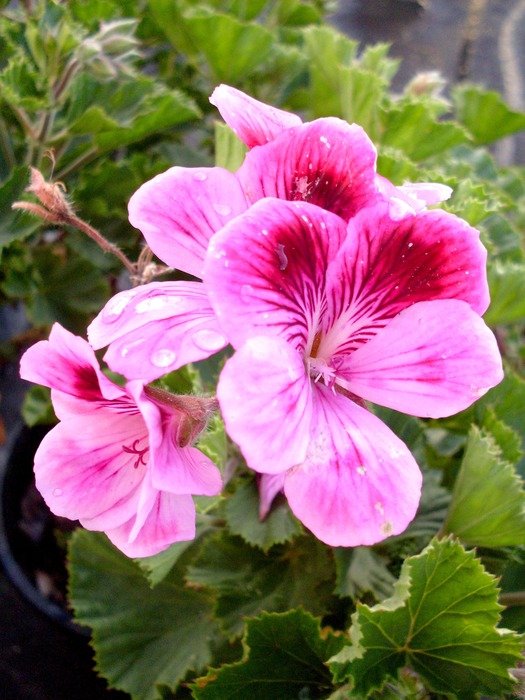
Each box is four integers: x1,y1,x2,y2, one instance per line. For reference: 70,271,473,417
407,241,414,248
319,135,331,149
120,338,146,357
193,171,208,182
356,465,367,476
53,488,63,497
151,348,177,367
192,329,226,352
374,501,384,515
135,296,171,313
213,203,232,217
103,293,131,320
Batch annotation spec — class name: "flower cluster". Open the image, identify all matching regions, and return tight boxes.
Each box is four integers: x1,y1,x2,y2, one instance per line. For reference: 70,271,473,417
20,86,503,555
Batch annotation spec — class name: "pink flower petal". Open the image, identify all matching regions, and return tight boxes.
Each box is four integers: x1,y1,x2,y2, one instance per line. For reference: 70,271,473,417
284,385,422,547
130,381,222,496
104,489,196,558
209,84,302,147
339,299,503,418
258,473,286,519
236,118,379,220
319,203,490,358
20,323,123,418
217,336,313,475
33,412,147,526
204,198,348,351
128,166,248,277
375,175,452,212
88,281,227,382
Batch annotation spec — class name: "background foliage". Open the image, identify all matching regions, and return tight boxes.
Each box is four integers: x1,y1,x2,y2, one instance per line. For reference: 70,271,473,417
2,0,525,698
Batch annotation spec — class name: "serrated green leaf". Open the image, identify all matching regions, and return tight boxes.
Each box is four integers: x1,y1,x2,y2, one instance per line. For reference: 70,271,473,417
443,426,525,547
329,538,523,698
21,385,56,427
192,609,344,699
225,477,302,551
482,409,523,464
381,102,470,160
69,530,219,700
196,414,227,470
0,167,40,251
484,260,525,325
184,13,273,83
334,547,395,601
453,84,525,144
214,122,247,173
186,532,335,639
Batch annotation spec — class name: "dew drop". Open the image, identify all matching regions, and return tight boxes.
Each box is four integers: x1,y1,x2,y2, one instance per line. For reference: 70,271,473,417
261,228,269,236
53,488,63,497
464,270,470,275
193,171,208,182
213,203,232,217
374,501,384,515
407,242,414,248
319,135,331,149
103,293,131,320
120,337,146,357
151,348,177,367
192,329,226,352
356,465,367,476
135,296,171,313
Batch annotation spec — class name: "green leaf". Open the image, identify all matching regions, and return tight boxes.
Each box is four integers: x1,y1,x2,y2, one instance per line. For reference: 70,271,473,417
214,122,247,173
21,385,56,427
329,538,523,698
380,102,470,160
0,167,40,251
196,414,227,470
442,426,525,547
192,609,344,699
334,547,395,601
186,532,335,639
69,530,219,700
453,84,525,144
184,13,273,83
484,260,525,325
224,477,302,552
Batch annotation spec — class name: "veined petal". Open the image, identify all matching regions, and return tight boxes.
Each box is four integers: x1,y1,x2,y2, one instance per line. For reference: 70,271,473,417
33,411,148,525
128,166,248,277
204,198,347,351
20,323,124,418
340,299,503,418
105,489,196,558
236,118,379,220
129,381,222,496
320,203,490,358
258,472,286,519
217,336,313,475
210,84,302,147
88,281,227,382
284,386,422,547
375,175,452,212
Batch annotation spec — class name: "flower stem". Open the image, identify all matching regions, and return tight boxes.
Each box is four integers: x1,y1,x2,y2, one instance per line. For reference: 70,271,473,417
499,591,525,607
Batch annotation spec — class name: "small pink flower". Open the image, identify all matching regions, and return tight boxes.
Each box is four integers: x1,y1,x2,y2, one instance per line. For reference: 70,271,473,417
203,198,502,546
20,324,221,557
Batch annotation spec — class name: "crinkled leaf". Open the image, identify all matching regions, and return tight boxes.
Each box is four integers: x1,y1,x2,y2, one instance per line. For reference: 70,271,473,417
184,13,273,83
482,409,523,465
225,477,302,552
329,538,523,698
186,532,335,639
28,247,110,333
453,84,525,144
192,609,344,699
381,102,470,160
69,530,218,700
443,426,525,547
21,385,56,427
334,547,395,601
214,122,247,173
0,167,41,251
484,260,525,325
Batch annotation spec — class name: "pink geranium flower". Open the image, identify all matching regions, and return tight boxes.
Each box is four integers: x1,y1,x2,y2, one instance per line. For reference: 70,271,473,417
203,198,503,546
90,85,450,382
20,324,221,557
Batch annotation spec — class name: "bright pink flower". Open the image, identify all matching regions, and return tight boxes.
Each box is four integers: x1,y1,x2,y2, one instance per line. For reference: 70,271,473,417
203,198,502,546
88,281,227,382
20,324,221,557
